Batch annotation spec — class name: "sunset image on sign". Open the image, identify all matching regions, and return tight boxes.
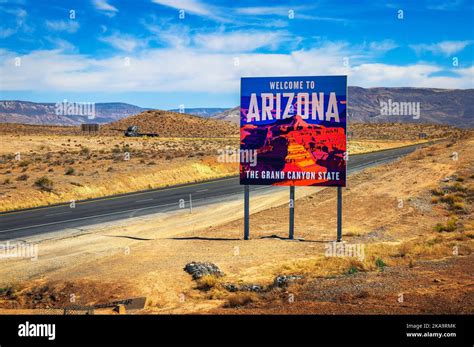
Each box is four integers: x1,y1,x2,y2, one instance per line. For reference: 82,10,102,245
240,76,347,186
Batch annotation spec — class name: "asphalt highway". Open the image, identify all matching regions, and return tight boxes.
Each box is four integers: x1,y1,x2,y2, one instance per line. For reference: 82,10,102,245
0,143,430,240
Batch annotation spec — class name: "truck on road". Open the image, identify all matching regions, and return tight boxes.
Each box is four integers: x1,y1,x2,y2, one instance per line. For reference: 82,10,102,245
124,126,158,137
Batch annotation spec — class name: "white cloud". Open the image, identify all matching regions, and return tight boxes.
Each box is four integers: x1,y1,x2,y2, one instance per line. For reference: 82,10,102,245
410,40,472,56
0,28,17,38
141,16,294,52
193,31,291,52
1,42,472,94
93,0,118,16
142,17,191,48
99,33,147,52
151,0,212,16
235,6,347,23
45,20,80,33
45,37,76,52
236,6,292,16
368,40,398,53
0,7,29,38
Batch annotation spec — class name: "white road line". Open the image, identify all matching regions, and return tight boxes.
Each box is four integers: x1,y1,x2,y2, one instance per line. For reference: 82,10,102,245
0,195,237,233
0,201,179,233
45,211,72,217
196,189,208,192
135,198,153,203
0,196,219,234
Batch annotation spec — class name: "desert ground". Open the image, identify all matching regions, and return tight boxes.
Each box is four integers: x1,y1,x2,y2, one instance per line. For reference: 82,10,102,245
0,130,472,314
0,122,464,212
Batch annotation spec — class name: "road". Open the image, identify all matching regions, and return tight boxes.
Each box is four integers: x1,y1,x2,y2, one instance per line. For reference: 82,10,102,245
0,143,430,240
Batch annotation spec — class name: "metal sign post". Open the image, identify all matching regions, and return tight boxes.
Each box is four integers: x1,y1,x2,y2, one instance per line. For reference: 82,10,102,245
337,187,342,242
289,186,295,239
244,185,250,240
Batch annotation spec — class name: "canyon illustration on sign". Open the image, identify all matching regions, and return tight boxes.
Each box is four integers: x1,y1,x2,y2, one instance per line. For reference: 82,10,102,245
240,76,347,186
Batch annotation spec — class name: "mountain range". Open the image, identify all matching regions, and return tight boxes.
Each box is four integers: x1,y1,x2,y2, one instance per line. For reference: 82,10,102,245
214,87,474,128
0,100,147,126
1,87,473,128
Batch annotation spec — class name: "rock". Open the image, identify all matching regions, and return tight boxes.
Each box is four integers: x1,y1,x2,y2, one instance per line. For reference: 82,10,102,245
240,284,264,292
222,283,266,293
273,275,304,288
222,283,238,292
184,262,224,280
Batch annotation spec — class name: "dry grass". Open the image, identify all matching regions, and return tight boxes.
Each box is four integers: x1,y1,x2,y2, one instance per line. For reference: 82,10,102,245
0,127,429,211
348,139,428,155
195,275,222,291
0,135,238,211
224,293,257,308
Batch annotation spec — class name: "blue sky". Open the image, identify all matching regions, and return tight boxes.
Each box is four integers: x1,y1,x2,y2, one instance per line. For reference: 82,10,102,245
1,0,473,109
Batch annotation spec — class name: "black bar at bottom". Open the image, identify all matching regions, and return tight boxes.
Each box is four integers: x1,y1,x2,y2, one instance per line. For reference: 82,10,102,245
0,314,471,345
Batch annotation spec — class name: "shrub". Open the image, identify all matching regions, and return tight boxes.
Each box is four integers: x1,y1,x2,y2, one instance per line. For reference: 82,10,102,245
397,242,411,257
196,275,220,291
16,174,29,181
224,293,255,308
35,176,53,191
445,183,467,193
375,258,387,270
0,285,20,300
434,218,457,232
65,167,75,175
452,202,465,211
80,147,90,155
430,188,444,196
440,194,461,206
347,266,359,275
18,160,32,167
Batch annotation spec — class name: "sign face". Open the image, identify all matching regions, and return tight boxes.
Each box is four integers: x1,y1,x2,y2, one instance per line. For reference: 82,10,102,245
240,76,347,186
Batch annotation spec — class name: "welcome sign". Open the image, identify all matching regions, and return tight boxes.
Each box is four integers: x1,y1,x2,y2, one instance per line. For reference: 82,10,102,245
240,76,347,186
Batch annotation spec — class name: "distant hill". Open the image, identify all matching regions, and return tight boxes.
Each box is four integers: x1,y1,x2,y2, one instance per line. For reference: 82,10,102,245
212,106,240,123
167,107,229,118
0,100,147,125
212,87,474,128
3,87,472,128
348,87,473,128
103,109,238,138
